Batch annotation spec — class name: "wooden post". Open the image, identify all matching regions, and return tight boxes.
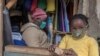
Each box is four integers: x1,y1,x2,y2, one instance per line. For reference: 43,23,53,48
0,0,3,56
73,0,78,15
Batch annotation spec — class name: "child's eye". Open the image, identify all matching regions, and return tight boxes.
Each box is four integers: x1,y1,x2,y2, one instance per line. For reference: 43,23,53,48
80,27,84,29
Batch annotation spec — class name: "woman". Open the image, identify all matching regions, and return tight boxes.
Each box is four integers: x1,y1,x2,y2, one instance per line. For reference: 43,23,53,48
21,8,50,48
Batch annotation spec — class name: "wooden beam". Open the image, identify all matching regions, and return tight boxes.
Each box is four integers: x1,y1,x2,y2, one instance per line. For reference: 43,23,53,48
5,45,52,56
73,0,78,15
0,0,3,56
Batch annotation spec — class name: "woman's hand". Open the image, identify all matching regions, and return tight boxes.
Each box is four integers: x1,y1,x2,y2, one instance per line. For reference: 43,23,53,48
48,45,57,52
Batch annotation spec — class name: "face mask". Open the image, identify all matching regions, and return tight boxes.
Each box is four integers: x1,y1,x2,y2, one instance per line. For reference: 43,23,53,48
40,21,46,29
72,29,85,38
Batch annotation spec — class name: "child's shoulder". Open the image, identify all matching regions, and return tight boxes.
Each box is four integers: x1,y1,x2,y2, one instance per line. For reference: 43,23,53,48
63,34,72,38
85,35,97,42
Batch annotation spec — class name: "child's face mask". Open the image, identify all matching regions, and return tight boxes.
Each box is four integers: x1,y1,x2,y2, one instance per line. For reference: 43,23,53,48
72,28,86,39
40,21,46,29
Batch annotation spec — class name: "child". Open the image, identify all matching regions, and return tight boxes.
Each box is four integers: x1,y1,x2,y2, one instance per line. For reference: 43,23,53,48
57,14,99,56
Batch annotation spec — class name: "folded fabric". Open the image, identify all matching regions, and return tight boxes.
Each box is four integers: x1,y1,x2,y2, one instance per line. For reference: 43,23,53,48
32,8,47,20
46,0,55,12
12,32,26,46
38,0,46,10
31,0,38,12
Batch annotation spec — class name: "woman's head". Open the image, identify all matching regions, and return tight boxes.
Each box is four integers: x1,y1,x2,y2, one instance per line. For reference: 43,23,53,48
30,8,47,26
71,14,89,38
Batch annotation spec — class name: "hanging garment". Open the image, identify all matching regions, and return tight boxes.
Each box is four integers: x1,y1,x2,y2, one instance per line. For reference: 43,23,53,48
54,0,58,30
61,0,69,32
38,0,46,10
23,0,32,11
15,0,24,10
57,0,69,32
47,16,53,44
58,0,63,31
55,34,61,44
46,0,55,12
60,0,65,32
31,0,38,12
3,8,13,45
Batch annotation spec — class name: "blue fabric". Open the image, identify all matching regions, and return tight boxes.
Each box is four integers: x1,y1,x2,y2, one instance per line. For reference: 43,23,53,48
23,0,32,11
58,0,69,32
12,32,26,46
61,0,69,32
55,34,61,44
14,40,26,46
58,0,63,31
47,16,52,42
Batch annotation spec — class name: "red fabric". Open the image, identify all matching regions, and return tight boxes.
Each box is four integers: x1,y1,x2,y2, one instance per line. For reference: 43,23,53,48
31,0,38,12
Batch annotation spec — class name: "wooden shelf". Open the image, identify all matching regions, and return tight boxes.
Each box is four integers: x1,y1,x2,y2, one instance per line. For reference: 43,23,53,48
53,30,71,35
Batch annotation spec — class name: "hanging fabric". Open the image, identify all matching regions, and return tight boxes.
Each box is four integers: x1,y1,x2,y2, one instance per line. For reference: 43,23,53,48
3,8,13,45
57,0,69,32
46,0,55,12
54,0,58,31
62,0,70,32
31,0,38,12
47,16,53,44
15,0,24,10
55,34,61,44
23,0,32,11
38,0,46,10
58,0,63,31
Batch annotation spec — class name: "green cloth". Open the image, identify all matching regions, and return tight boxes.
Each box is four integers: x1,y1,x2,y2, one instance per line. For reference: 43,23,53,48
38,0,46,10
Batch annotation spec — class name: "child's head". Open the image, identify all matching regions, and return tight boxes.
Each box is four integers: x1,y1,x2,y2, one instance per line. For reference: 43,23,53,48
71,14,89,38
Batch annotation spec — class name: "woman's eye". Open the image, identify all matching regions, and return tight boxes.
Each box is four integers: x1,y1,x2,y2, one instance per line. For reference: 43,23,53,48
73,28,76,29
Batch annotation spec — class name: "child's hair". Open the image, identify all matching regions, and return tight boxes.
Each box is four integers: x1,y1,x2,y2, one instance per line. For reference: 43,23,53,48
72,14,88,25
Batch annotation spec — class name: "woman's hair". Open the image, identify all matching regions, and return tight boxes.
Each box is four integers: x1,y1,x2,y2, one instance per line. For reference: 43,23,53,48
72,14,89,25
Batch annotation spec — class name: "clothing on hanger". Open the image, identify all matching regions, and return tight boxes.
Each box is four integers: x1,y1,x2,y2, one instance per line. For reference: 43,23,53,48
23,0,32,11
31,0,38,12
47,16,53,44
3,8,13,45
38,0,46,10
46,0,55,12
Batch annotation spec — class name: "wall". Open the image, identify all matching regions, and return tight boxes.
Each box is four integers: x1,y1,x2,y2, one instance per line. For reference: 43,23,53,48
77,0,100,39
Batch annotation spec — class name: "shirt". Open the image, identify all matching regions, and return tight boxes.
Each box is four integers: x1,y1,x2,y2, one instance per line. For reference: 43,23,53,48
59,34,99,56
21,23,50,48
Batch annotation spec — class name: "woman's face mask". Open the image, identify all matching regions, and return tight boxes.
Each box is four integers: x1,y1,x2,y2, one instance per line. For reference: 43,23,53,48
39,21,46,29
33,18,46,29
